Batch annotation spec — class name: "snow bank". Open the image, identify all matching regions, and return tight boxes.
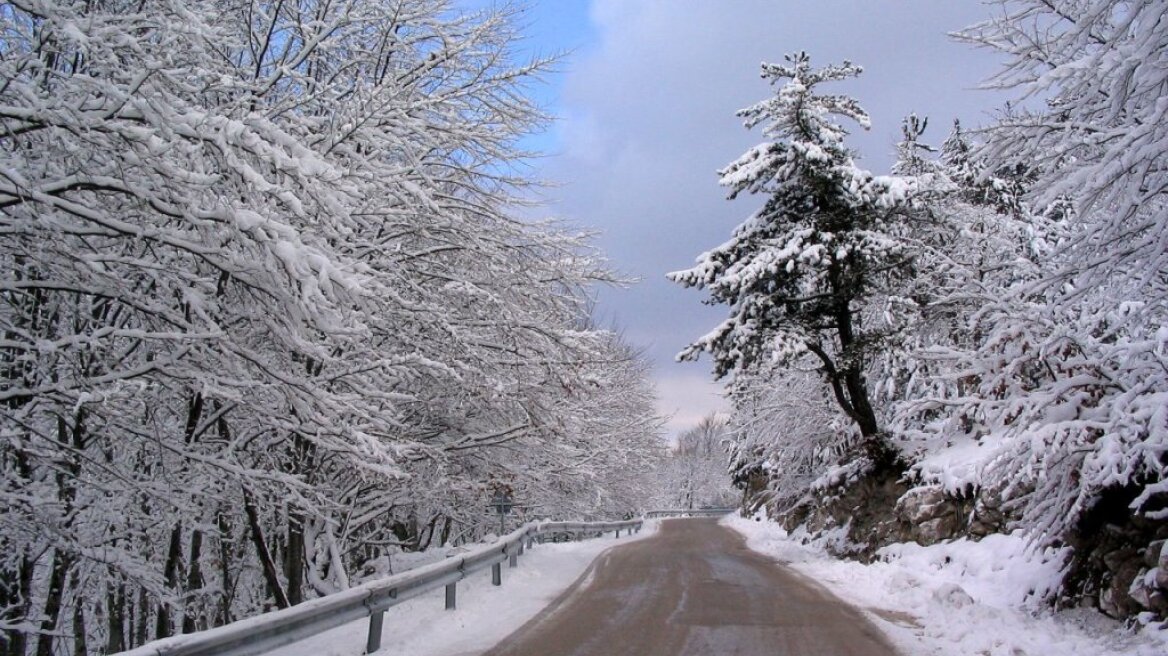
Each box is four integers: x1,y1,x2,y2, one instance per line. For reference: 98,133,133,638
876,532,1067,610
276,522,659,656
724,514,1168,656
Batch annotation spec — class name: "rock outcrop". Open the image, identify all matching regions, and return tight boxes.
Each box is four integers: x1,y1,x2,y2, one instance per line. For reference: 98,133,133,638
759,474,1168,623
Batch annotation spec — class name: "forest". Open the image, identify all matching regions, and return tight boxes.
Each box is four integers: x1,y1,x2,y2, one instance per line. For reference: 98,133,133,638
672,0,1167,624
0,1,666,654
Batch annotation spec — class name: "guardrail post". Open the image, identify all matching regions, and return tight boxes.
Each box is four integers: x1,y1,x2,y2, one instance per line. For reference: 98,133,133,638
615,528,621,538
509,551,518,568
366,610,385,653
518,541,525,555
445,582,457,610
492,562,502,586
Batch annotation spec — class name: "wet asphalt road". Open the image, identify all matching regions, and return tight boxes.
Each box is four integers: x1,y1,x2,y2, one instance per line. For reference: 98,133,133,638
482,518,899,656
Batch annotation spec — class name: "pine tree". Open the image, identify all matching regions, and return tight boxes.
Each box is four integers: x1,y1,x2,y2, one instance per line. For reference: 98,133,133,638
669,52,917,471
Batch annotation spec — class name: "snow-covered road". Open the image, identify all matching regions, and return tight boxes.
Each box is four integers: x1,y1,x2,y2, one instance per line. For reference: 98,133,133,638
484,517,897,656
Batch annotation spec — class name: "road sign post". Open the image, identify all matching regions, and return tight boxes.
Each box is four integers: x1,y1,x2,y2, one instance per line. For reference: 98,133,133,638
490,490,514,536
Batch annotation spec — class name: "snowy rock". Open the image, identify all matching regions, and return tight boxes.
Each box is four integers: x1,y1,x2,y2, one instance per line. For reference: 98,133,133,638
1061,488,1168,622
896,485,951,524
774,469,908,559
1129,571,1152,608
1142,539,1165,569
894,485,964,546
1097,546,1147,619
931,582,975,608
1158,541,1168,587
917,516,959,545
1129,567,1168,614
1103,547,1140,573
1147,590,1168,616
1100,587,1119,618
968,491,1011,538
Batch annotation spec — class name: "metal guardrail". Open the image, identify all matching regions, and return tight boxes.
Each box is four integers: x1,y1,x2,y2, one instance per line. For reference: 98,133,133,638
120,519,642,656
643,508,737,518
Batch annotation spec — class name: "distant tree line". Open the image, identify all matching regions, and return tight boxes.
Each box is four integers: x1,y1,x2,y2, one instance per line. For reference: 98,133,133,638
654,414,738,511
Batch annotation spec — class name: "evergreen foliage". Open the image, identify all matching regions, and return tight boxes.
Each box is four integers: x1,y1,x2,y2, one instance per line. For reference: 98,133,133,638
711,1,1167,619
669,52,920,468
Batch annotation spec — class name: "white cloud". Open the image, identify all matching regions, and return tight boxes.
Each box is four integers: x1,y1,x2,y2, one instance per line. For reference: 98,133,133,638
652,370,730,439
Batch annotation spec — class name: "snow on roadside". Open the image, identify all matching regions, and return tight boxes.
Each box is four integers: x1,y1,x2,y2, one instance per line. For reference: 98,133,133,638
724,513,1168,656
276,522,659,656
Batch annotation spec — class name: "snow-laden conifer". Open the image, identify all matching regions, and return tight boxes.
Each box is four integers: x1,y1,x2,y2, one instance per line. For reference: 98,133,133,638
670,52,918,469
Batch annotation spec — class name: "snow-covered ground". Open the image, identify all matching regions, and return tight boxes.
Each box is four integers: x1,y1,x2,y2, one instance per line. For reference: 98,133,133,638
725,513,1168,656
277,522,659,656
267,514,1168,656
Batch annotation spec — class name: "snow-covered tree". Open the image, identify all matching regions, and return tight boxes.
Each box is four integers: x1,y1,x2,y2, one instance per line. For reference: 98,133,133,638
0,1,663,652
883,0,1168,541
656,414,737,510
725,362,848,514
878,119,1058,488
882,4,1168,613
669,52,919,470
958,0,1168,293
664,2,1167,622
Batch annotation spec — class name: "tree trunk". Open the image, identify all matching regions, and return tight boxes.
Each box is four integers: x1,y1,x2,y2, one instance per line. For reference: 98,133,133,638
155,522,184,639
243,489,290,609
212,407,237,627
181,529,205,633
439,516,452,547
831,294,883,439
106,581,126,654
281,432,315,606
71,569,87,656
215,512,235,627
35,550,73,656
0,552,33,656
284,511,305,606
154,389,206,638
416,515,440,552
38,411,85,656
842,367,879,437
134,587,148,648
0,441,33,656
183,393,204,444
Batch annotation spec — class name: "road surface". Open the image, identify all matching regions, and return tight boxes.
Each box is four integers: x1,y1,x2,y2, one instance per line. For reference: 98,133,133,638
483,518,899,656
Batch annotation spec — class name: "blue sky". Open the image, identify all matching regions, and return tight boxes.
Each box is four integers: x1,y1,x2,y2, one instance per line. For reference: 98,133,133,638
466,1,1011,438
457,0,596,151
501,1,597,156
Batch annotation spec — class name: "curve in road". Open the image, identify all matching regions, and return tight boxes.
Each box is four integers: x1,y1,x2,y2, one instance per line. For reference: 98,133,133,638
483,517,898,656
